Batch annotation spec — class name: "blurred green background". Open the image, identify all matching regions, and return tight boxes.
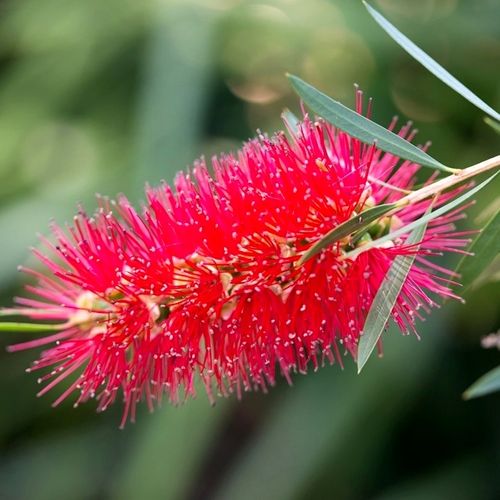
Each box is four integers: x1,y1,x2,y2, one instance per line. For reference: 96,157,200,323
0,0,499,499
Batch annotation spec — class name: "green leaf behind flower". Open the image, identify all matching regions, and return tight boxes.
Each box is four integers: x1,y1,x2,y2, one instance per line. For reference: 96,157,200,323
363,1,500,123
463,365,500,400
298,203,396,265
357,220,428,373
287,74,454,173
454,209,500,294
281,109,301,135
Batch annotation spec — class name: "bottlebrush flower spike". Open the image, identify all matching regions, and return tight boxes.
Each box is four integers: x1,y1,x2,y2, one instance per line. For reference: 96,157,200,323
3,93,474,426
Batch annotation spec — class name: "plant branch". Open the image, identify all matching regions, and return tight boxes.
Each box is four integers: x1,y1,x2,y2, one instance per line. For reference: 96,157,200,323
395,155,500,208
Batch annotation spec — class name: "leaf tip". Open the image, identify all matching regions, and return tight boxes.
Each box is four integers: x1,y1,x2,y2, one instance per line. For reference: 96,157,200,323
356,351,368,374
484,116,500,134
462,389,474,401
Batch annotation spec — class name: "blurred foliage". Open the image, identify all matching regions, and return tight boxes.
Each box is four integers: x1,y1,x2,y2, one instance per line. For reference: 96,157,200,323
0,0,498,499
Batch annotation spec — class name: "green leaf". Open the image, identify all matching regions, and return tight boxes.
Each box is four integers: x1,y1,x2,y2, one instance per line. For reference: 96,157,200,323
454,209,500,294
214,316,444,500
347,171,500,259
287,74,454,173
363,1,500,123
0,322,61,332
132,0,217,198
0,427,119,500
463,365,500,400
357,221,428,373
281,109,301,135
298,203,396,265
484,117,500,135
110,393,228,500
375,455,489,500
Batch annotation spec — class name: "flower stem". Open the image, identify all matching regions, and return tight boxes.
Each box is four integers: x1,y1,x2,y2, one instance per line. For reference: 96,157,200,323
341,154,500,260
0,322,63,333
395,154,500,208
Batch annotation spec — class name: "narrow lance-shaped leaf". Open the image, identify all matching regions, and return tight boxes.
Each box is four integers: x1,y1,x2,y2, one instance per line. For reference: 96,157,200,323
454,209,500,294
357,220,429,373
347,171,500,260
287,74,454,173
298,203,396,265
484,117,500,135
463,365,500,400
363,1,500,122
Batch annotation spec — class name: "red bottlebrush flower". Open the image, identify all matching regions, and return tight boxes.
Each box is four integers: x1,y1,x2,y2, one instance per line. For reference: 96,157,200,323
4,94,473,426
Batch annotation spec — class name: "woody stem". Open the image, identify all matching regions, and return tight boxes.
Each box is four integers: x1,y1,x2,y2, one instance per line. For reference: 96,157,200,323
395,154,500,208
